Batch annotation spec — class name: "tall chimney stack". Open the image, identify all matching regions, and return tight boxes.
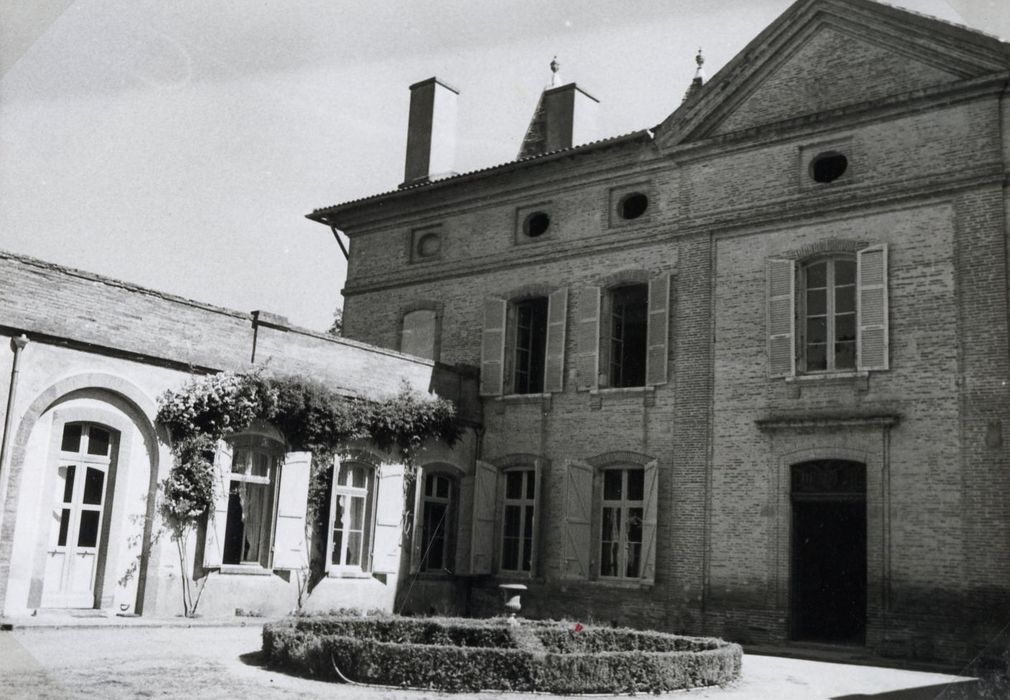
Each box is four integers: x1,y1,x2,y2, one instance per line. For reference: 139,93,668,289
402,77,458,188
518,58,599,159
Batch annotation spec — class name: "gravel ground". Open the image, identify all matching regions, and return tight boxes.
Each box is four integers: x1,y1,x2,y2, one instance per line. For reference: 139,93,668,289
0,624,984,699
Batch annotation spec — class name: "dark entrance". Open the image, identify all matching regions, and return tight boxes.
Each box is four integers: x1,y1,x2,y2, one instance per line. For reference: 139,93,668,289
790,460,866,644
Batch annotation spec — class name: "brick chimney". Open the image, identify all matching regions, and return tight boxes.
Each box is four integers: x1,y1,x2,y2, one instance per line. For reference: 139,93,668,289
402,77,458,188
518,58,599,159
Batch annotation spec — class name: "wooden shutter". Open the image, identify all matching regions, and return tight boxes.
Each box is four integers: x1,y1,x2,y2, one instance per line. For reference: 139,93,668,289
480,298,507,396
202,442,232,568
323,455,339,574
562,460,593,579
767,258,796,378
544,287,568,393
646,274,671,386
576,287,601,391
271,452,311,570
454,474,474,575
470,460,497,575
409,466,425,574
640,460,659,583
857,245,889,371
372,463,405,575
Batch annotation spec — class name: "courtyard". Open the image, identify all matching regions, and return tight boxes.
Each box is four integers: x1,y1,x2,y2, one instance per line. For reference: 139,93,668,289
0,620,987,699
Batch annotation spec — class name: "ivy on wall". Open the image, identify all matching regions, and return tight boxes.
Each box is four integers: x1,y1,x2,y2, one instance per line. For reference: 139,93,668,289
154,370,460,615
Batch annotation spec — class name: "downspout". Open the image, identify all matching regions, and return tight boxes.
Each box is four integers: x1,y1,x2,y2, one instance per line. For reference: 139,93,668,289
0,335,30,533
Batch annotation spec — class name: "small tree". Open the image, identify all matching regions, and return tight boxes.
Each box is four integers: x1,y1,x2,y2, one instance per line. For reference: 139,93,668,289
328,307,343,337
158,435,215,616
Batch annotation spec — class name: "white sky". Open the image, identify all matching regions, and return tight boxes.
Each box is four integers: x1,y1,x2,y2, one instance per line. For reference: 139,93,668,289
1,0,1007,331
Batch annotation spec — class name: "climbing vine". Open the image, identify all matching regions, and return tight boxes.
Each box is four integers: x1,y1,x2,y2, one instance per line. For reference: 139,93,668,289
155,370,460,615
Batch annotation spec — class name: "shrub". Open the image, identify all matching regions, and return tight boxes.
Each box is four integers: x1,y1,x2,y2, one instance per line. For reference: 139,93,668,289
262,614,742,694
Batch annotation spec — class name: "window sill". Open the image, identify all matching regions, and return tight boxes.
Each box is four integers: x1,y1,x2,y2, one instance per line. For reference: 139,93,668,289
327,569,373,580
785,371,868,384
501,393,552,402
589,385,656,409
219,564,273,576
589,577,654,591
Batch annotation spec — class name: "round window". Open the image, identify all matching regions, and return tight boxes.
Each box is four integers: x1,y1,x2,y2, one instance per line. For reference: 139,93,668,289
416,232,441,258
523,211,551,238
618,192,649,220
810,152,848,183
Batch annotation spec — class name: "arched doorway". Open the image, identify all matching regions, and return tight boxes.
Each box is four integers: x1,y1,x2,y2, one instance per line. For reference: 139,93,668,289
790,459,866,644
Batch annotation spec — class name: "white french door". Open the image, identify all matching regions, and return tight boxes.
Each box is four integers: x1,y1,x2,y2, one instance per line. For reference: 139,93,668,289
42,423,113,608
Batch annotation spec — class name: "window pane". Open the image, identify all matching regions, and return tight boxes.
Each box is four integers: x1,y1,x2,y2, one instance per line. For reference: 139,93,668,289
522,506,535,571
835,314,856,342
400,309,438,360
505,471,522,500
62,465,76,504
835,259,856,286
807,344,827,371
513,297,548,394
502,537,519,571
806,262,827,288
57,509,71,546
346,532,362,567
424,473,434,497
250,452,269,477
626,542,642,578
86,427,111,456
436,475,450,499
231,450,249,475
627,469,644,501
351,466,366,489
600,540,619,577
603,470,622,501
806,288,826,316
835,286,855,314
806,317,827,344
78,510,100,547
241,483,270,563
525,471,536,500
602,507,621,543
503,505,521,537
836,341,856,370
224,486,244,565
627,508,644,544
82,467,104,505
349,494,365,529
61,424,82,453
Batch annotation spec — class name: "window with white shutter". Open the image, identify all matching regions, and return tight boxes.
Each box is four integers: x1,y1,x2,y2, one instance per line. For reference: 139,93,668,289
271,452,311,570
857,245,889,371
767,258,796,378
470,460,497,574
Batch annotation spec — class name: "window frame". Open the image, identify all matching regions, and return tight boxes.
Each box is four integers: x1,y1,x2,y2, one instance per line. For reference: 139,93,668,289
498,467,537,576
597,466,646,580
222,434,283,569
798,255,857,373
417,470,456,573
600,283,649,389
508,296,549,395
327,460,376,577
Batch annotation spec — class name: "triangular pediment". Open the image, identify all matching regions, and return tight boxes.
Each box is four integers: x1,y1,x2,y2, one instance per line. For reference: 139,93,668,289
656,0,1010,147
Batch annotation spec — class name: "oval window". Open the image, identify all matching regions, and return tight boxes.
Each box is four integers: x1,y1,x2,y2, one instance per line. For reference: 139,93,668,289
618,192,649,220
523,211,551,238
810,152,848,183
416,232,441,258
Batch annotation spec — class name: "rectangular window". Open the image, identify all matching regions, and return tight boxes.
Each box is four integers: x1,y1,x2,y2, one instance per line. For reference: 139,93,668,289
223,448,278,567
599,467,644,579
500,469,536,573
512,297,548,394
331,462,374,572
802,258,856,372
400,308,439,360
608,284,648,388
419,472,454,572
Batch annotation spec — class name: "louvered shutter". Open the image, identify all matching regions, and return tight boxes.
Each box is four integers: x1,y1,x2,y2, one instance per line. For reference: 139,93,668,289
857,245,889,371
409,466,425,574
767,258,796,378
480,299,507,396
372,463,404,575
640,460,659,583
576,287,601,391
271,452,311,569
454,474,474,575
470,460,497,575
562,460,593,579
646,274,671,386
203,441,232,568
324,455,340,574
544,287,568,393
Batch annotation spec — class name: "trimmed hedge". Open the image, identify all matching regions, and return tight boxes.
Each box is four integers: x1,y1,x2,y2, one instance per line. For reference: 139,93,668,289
262,614,742,694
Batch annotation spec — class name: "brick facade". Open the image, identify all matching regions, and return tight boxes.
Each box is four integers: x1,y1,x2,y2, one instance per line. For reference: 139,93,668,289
319,0,1010,664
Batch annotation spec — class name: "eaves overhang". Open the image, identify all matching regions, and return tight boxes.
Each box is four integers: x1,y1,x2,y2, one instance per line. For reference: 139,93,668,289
307,128,654,230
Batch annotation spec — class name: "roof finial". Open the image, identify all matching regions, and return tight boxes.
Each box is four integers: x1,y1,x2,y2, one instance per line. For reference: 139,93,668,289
550,55,561,87
682,47,706,103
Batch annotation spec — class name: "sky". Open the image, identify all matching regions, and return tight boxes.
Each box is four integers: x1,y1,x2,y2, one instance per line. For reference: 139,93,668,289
1,0,1007,332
